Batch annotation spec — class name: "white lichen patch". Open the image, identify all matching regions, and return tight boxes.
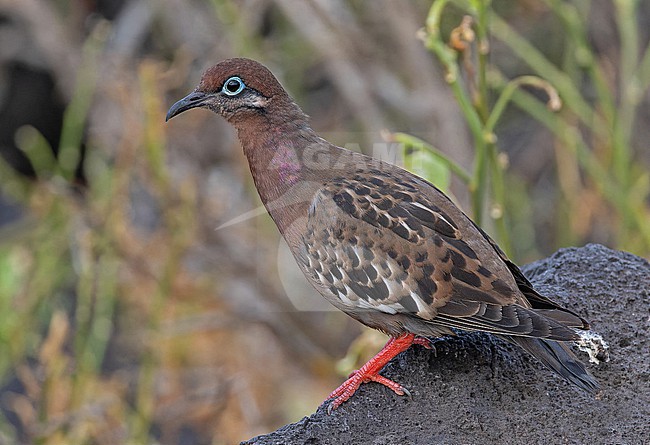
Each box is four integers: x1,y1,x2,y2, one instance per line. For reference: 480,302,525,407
575,331,610,364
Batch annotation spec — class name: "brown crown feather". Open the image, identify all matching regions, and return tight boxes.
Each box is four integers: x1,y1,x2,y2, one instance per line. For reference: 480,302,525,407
197,58,290,99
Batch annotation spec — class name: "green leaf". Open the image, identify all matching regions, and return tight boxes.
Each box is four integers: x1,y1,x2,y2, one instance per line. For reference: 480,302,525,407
402,142,452,193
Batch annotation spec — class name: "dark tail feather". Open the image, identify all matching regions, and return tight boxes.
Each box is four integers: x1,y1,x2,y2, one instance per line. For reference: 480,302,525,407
510,336,600,395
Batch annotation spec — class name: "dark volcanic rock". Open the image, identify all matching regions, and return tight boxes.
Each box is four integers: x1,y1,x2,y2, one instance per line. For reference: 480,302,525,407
243,244,650,445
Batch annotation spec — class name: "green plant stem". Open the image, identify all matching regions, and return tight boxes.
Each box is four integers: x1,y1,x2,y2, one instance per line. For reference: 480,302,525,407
57,21,108,182
425,0,489,224
469,0,491,122
613,0,639,189
485,76,560,135
487,142,511,254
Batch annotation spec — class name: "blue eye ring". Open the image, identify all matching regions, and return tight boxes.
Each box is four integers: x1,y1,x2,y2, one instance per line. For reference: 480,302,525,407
222,76,245,96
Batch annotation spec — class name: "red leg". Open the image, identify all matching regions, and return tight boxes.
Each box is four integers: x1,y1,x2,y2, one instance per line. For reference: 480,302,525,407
326,333,417,413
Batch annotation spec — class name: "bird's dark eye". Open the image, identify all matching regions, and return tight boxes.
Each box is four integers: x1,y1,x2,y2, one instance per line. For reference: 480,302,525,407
222,76,245,96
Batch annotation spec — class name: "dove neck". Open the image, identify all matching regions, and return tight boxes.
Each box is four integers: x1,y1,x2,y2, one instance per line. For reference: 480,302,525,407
237,115,333,238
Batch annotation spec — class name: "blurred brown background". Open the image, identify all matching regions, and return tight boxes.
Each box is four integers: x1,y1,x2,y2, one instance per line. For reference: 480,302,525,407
0,1,648,444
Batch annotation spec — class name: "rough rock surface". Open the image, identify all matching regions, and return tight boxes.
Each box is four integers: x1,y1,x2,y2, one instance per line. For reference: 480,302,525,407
242,244,650,445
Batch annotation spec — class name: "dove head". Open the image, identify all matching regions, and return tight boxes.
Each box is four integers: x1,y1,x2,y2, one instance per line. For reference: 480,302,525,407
166,58,305,129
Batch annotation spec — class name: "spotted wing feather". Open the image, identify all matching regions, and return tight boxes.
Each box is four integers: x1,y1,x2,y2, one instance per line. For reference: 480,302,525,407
300,170,578,340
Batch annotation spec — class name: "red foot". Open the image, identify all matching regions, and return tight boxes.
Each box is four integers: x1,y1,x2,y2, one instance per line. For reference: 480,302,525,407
413,336,433,349
326,333,428,413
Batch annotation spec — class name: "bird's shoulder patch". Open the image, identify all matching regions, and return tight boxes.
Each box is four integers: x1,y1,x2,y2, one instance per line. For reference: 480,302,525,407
322,173,461,244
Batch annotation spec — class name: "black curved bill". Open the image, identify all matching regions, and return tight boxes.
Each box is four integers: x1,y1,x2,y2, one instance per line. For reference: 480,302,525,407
166,91,210,121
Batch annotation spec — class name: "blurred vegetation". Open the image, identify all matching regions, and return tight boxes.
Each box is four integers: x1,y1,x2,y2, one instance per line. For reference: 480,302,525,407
0,23,201,444
398,0,650,258
0,0,648,444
